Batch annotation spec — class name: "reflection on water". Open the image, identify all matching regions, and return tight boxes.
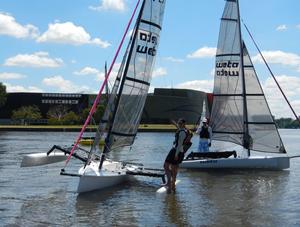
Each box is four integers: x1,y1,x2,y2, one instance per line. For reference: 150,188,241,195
163,194,187,226
0,130,300,226
188,170,290,226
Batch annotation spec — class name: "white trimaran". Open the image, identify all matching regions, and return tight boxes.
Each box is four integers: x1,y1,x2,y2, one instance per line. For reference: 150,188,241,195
181,0,296,170
21,0,166,193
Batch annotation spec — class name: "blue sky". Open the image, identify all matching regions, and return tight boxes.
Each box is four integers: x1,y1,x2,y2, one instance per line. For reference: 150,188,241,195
0,0,299,117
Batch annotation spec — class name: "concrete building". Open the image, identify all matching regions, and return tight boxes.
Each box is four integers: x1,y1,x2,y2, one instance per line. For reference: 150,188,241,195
142,88,207,124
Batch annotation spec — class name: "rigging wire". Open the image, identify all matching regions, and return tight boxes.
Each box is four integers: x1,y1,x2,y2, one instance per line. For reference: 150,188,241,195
242,20,300,126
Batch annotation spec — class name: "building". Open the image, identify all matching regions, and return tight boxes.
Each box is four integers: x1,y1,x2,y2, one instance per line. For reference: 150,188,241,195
0,88,208,124
0,92,90,123
141,88,207,124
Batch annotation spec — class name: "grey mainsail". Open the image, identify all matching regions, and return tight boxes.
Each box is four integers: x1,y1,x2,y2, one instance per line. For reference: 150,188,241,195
210,0,285,153
98,0,166,152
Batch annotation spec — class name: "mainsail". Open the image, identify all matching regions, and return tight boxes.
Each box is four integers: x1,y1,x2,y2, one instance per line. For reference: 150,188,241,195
100,0,166,152
210,0,285,153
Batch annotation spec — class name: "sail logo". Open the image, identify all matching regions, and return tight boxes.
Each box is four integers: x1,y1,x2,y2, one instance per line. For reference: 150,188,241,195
216,61,239,77
137,31,158,56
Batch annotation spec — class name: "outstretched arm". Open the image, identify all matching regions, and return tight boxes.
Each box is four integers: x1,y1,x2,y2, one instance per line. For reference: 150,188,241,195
170,119,179,129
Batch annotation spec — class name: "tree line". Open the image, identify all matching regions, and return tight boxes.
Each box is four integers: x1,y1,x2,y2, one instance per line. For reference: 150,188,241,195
10,104,105,125
0,82,105,125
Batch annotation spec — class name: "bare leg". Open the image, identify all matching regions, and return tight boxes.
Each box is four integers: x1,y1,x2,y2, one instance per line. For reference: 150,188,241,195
171,164,178,192
164,162,171,188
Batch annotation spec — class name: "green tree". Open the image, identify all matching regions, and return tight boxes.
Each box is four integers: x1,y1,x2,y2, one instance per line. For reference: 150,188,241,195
80,104,106,124
80,107,90,123
62,111,80,125
47,105,69,121
12,105,42,124
0,82,7,108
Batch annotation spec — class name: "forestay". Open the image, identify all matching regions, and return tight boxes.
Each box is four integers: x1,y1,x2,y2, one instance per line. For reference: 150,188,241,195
106,0,166,151
210,0,285,153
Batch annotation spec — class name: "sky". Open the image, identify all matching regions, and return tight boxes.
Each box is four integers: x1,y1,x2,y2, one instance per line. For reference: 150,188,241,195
0,0,299,118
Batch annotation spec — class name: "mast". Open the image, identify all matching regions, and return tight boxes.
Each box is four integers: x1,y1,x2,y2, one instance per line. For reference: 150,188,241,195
99,0,146,169
236,0,250,156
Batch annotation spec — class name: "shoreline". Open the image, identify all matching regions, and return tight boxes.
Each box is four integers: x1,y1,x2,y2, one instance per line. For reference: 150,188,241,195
0,124,184,132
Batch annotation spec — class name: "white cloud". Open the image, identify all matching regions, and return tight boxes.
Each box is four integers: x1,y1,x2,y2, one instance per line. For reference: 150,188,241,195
89,0,126,12
37,22,110,48
152,67,167,78
276,24,287,31
296,24,300,30
252,50,300,72
43,75,91,93
0,12,39,38
4,52,63,68
263,75,300,118
187,46,216,59
175,80,214,93
74,66,106,82
0,72,26,80
74,67,100,76
95,72,106,81
4,83,43,92
264,75,300,99
164,57,184,63
95,63,120,83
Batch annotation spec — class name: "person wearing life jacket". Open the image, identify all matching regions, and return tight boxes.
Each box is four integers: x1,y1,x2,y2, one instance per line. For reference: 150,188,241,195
164,118,189,192
196,118,212,152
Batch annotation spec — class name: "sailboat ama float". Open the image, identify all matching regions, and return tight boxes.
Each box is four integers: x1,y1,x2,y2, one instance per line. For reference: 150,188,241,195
181,0,290,170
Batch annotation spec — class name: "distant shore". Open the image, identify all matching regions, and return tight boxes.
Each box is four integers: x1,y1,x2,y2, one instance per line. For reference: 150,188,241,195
0,124,188,132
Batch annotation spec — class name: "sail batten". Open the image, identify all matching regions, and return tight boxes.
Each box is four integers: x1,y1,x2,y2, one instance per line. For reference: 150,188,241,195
221,18,238,22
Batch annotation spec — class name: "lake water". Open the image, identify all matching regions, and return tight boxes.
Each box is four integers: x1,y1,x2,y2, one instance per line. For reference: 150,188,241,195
0,129,300,226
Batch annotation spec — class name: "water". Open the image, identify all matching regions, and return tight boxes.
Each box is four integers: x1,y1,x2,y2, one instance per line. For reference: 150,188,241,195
0,130,300,226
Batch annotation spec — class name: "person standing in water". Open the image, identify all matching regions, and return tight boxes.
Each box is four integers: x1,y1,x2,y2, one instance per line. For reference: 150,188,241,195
164,118,188,192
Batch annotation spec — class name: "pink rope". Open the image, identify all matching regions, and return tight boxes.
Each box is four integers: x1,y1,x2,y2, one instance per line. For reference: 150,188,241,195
65,0,142,165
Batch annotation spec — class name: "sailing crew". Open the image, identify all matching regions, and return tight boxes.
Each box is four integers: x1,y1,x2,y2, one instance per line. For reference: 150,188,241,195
196,118,212,152
164,118,188,192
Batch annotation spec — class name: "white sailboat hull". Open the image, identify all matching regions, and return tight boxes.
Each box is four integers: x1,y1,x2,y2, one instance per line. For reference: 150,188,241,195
181,156,290,170
77,160,132,193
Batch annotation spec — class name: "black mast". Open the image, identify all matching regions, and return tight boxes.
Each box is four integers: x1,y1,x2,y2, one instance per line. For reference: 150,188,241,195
236,0,250,156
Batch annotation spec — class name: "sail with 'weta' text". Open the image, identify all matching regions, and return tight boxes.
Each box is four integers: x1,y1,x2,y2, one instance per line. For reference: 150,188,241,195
209,0,285,154
91,0,166,156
